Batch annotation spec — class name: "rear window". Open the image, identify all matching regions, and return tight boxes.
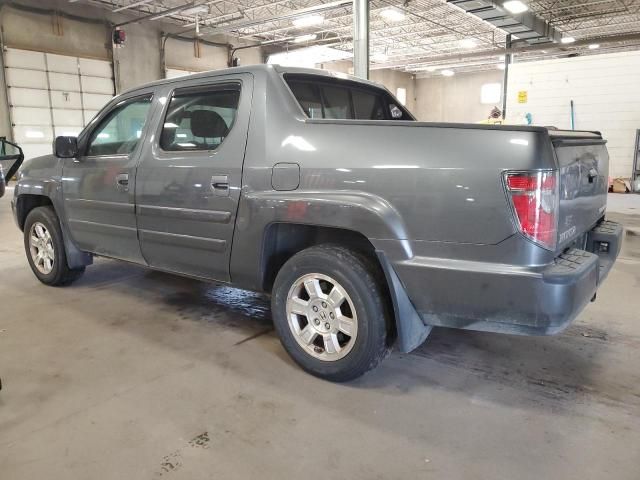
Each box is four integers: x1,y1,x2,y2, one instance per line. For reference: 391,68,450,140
285,74,413,121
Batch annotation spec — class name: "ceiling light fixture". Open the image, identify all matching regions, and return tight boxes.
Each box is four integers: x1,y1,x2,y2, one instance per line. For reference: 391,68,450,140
292,14,324,27
441,69,455,77
502,1,529,14
588,43,600,49
379,7,405,22
561,36,576,44
293,34,318,43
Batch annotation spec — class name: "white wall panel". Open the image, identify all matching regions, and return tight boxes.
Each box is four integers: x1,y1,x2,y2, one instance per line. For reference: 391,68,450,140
13,125,54,144
54,126,83,137
82,93,112,110
6,49,113,160
165,68,194,79
11,107,51,126
79,58,112,77
5,48,45,69
8,88,49,107
50,90,83,109
5,68,48,89
52,109,84,126
49,72,81,92
81,76,114,94
46,53,79,74
84,110,100,123
20,144,53,160
506,50,640,178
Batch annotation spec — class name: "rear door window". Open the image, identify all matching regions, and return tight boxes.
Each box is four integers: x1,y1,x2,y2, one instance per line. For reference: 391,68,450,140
285,74,413,121
321,85,352,119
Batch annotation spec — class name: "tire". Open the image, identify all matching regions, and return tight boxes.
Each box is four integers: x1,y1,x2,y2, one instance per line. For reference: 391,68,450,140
23,206,85,286
271,244,393,382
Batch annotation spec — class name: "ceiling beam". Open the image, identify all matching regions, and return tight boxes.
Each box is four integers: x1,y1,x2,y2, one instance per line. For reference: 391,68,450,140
112,0,155,12
369,31,640,69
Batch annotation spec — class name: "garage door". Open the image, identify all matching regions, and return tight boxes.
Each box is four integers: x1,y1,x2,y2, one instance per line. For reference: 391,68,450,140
165,67,201,79
4,48,114,160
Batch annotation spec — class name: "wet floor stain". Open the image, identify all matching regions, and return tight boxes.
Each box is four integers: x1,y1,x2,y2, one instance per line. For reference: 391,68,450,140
155,432,211,477
164,285,272,329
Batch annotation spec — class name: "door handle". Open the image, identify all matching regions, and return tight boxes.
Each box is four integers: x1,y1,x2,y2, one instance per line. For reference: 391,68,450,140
211,175,229,196
116,173,129,191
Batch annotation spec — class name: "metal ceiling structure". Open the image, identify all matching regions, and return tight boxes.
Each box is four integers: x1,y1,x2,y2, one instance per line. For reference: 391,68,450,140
82,0,640,74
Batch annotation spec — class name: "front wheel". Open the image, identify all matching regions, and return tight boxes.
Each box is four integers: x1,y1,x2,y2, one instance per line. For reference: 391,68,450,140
271,245,393,382
23,206,85,286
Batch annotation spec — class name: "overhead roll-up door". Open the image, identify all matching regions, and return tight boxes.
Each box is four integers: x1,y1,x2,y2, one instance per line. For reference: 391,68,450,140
4,48,114,160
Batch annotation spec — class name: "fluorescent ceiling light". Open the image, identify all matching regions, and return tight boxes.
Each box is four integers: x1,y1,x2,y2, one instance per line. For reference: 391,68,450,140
459,38,477,49
441,69,455,77
502,1,529,14
561,36,576,44
426,66,437,72
588,43,600,49
293,34,318,43
292,14,324,27
379,7,405,22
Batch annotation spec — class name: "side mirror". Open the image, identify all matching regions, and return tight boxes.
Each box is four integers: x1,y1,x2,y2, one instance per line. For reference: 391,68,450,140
54,136,78,158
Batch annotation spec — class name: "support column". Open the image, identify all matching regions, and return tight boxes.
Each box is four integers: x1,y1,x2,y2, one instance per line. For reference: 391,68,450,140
501,33,512,120
352,0,369,79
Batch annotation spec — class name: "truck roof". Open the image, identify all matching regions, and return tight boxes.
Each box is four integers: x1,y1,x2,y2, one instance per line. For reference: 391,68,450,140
121,64,385,96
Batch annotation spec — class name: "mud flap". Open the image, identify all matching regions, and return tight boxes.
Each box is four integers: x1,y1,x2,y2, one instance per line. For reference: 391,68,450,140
376,251,432,353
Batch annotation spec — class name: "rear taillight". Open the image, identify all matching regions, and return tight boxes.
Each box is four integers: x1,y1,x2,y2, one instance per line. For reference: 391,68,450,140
504,170,558,250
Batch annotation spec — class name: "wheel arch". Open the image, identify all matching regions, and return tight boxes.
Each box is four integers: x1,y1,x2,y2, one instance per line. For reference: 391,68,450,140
15,194,53,231
259,223,431,353
16,193,92,270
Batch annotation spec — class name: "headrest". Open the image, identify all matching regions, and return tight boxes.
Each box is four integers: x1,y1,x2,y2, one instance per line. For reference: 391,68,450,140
190,110,229,138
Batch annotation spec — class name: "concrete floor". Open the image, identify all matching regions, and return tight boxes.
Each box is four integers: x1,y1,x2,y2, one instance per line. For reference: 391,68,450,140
1,190,640,480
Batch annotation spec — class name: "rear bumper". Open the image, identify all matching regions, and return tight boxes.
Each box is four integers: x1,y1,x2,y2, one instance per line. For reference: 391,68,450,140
396,220,623,335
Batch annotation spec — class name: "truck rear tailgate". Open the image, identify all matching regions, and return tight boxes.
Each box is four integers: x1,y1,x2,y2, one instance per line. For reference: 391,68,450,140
550,130,609,250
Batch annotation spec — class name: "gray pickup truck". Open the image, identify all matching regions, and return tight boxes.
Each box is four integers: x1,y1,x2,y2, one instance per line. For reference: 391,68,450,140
11,65,622,381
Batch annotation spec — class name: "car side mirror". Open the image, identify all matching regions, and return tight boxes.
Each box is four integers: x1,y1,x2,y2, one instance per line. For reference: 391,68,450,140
54,136,78,158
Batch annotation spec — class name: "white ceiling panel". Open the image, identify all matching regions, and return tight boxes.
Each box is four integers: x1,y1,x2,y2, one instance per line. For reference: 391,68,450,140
81,76,115,95
49,72,81,92
5,68,48,89
79,58,112,78
52,109,84,126
11,107,52,126
8,88,50,108
50,90,83,109
82,93,112,110
5,48,45,70
45,53,79,74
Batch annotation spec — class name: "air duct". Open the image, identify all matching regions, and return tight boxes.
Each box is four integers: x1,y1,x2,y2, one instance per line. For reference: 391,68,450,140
447,0,562,44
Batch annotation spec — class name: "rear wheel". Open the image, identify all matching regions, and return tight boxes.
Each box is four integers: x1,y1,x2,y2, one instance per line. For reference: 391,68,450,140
271,245,392,382
23,206,85,286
